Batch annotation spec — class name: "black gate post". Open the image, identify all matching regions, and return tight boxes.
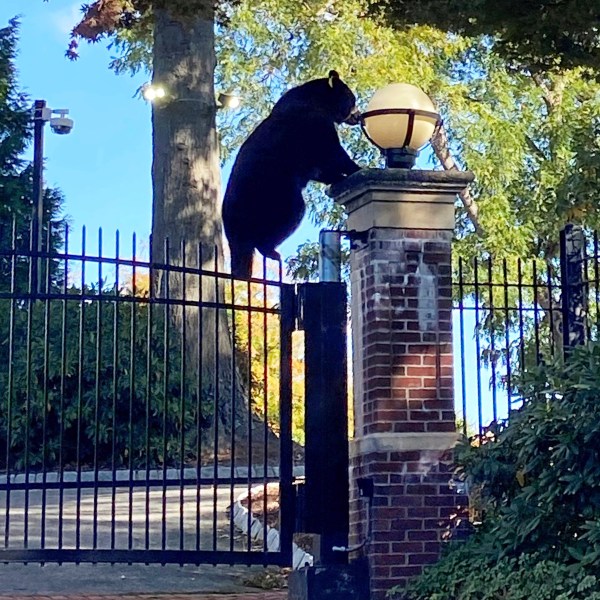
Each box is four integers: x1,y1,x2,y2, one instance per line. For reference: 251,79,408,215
560,224,588,356
279,283,297,566
298,282,349,566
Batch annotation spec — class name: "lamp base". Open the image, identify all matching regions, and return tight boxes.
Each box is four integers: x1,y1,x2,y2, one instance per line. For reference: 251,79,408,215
385,148,417,169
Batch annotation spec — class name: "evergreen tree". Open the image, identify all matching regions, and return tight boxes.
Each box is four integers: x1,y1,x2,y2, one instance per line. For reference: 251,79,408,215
0,18,66,292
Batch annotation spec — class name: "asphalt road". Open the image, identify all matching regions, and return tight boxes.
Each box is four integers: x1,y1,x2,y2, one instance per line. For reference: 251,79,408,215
0,485,245,552
0,484,277,596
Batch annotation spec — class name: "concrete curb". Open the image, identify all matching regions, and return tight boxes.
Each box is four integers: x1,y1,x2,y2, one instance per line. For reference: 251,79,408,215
231,487,313,570
0,466,306,485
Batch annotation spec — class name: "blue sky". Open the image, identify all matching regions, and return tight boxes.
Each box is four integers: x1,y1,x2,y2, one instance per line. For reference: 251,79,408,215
0,0,317,259
1,1,152,253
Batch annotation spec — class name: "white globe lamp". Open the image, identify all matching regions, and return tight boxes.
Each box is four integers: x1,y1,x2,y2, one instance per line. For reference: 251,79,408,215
361,83,441,168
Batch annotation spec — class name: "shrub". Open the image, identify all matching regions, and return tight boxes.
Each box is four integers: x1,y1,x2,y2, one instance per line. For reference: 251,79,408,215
391,343,600,599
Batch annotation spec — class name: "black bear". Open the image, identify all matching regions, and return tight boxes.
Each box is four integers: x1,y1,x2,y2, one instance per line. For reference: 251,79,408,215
222,70,361,280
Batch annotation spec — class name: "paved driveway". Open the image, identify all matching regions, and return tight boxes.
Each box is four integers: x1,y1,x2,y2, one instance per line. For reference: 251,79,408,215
0,484,251,552
0,483,284,597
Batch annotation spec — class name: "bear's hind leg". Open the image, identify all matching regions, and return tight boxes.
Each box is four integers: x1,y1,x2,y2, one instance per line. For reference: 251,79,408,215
257,247,282,262
229,241,255,280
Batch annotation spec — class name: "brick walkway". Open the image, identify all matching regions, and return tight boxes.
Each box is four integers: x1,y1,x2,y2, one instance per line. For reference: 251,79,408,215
2,594,287,600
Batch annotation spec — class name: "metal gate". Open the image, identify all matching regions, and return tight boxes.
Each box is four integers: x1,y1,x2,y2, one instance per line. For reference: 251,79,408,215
0,224,298,566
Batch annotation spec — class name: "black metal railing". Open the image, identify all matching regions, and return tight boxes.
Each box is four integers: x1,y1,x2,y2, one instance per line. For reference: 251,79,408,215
453,224,598,436
0,221,295,566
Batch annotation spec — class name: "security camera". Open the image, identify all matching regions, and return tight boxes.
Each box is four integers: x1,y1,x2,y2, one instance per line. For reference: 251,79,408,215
50,115,74,135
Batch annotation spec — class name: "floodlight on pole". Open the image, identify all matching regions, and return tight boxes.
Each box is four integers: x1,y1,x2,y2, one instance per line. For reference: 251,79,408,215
31,100,74,296
217,93,242,109
142,83,241,110
142,84,167,102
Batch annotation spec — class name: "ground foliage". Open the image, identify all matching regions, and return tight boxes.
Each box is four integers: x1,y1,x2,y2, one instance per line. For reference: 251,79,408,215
0,290,209,471
391,343,600,599
0,21,217,470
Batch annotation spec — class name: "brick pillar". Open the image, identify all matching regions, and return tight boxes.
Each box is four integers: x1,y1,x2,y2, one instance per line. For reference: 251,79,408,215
330,168,474,599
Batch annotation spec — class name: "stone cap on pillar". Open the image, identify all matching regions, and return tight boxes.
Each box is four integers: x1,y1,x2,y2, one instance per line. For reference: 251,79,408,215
329,168,474,232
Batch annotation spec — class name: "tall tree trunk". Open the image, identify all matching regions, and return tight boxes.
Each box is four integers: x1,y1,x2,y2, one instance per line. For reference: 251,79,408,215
150,4,244,444
151,3,220,271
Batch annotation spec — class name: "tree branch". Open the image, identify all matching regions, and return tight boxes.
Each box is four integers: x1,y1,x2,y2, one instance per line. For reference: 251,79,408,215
532,72,564,114
525,135,547,161
431,124,484,236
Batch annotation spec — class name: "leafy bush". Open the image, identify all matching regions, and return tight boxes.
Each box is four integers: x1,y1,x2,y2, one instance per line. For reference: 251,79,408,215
402,548,600,600
0,288,212,471
391,343,600,599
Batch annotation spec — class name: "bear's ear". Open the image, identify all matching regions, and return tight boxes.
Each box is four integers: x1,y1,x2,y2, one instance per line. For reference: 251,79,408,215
328,69,340,88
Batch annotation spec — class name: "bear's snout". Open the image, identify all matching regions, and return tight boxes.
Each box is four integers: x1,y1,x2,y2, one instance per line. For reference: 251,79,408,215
344,108,361,126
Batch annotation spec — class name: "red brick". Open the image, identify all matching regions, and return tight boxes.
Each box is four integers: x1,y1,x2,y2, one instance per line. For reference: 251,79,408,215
426,421,457,432
390,388,408,399
424,541,443,552
389,565,424,578
406,484,438,495
391,518,424,530
393,422,426,432
423,399,454,410
391,376,423,388
391,542,424,553
409,410,440,421
350,226,456,596
392,354,421,366
372,519,392,532
369,541,392,554
366,422,393,434
407,388,438,399
406,365,438,377
372,553,409,566
408,529,439,541
376,410,408,421
408,553,441,565
370,565,392,578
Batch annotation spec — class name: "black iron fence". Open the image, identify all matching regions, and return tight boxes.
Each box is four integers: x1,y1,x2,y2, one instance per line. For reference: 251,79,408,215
4,214,597,564
453,224,596,436
0,221,296,566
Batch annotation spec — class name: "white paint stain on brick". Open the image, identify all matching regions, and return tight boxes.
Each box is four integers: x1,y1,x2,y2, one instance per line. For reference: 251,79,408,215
416,256,437,331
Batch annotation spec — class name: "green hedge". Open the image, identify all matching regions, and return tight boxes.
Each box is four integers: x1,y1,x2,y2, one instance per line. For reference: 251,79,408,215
0,290,211,472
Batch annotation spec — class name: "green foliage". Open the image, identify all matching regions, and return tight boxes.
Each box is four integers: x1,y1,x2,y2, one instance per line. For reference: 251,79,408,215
392,343,600,599
370,0,600,72
398,549,600,600
68,0,600,288
214,1,600,283
0,290,212,471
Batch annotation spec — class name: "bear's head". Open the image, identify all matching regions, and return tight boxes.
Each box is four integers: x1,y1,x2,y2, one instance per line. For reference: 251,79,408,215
272,70,360,125
323,70,360,124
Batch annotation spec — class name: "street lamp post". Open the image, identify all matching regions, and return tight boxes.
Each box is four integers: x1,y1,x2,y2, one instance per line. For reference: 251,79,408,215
327,83,474,597
30,100,74,295
31,100,47,295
